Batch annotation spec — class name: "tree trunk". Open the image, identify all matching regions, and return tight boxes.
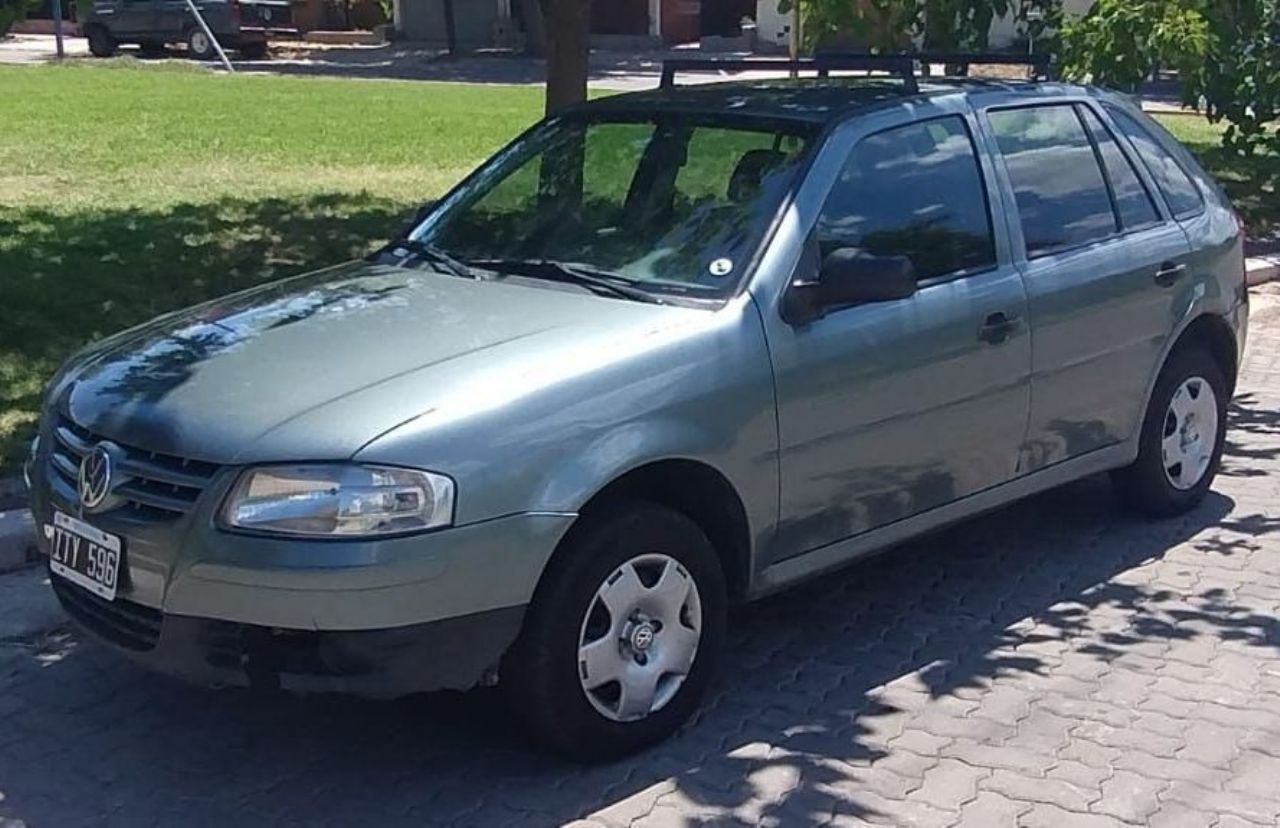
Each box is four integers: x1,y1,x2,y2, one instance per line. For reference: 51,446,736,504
540,0,590,114
442,0,457,56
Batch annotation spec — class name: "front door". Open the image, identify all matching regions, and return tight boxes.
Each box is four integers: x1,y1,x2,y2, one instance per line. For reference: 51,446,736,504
981,102,1191,471
764,109,1032,557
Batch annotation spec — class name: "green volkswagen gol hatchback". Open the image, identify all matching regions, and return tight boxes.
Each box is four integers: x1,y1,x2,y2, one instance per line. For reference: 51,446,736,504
27,59,1248,759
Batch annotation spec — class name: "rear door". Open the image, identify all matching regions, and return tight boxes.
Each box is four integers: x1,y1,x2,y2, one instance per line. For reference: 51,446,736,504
981,101,1190,472
154,0,210,39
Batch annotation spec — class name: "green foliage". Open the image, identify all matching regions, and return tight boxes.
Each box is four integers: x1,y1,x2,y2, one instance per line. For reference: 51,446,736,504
0,0,34,38
1059,0,1208,90
1060,0,1278,155
920,0,1009,51
1186,0,1280,156
779,0,1063,55
780,0,918,51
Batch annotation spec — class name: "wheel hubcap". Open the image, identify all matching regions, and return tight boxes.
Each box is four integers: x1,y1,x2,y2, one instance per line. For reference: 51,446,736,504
1162,376,1218,490
578,553,702,723
192,32,208,53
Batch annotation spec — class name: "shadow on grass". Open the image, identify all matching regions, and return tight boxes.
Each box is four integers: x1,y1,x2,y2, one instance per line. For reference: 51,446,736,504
0,192,422,473
1183,143,1280,251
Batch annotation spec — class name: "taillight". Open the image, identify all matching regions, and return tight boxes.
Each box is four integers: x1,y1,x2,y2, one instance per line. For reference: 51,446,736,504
229,0,241,24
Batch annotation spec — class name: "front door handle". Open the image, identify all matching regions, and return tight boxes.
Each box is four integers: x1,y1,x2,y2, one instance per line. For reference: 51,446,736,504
978,311,1020,345
1154,261,1187,287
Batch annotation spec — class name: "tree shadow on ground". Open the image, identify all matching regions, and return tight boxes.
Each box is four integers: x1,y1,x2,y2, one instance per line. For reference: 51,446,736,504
1221,392,1280,479
0,193,422,473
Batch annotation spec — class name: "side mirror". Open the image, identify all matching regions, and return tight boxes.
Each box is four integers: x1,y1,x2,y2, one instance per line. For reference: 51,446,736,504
817,249,917,305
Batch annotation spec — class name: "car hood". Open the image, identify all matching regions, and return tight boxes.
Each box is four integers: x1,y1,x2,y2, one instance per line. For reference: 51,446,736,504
60,261,704,464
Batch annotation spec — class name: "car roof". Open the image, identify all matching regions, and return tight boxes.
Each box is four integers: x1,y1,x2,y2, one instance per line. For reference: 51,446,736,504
580,77,1098,126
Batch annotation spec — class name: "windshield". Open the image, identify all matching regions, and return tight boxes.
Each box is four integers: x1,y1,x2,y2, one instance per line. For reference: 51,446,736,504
411,111,816,298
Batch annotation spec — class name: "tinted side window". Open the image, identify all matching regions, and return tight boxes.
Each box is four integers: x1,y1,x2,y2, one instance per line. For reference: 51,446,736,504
816,116,996,281
1106,106,1204,218
1078,106,1160,230
988,105,1117,257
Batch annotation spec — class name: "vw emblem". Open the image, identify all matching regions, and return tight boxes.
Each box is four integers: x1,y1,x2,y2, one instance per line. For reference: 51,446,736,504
78,444,116,511
630,623,655,652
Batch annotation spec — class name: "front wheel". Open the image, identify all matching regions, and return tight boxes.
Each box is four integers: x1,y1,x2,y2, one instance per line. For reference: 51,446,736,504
502,501,727,761
1113,346,1228,516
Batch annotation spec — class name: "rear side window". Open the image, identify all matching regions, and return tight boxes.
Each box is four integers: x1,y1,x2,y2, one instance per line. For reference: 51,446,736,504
988,105,1117,257
1078,106,1160,230
815,115,996,281
1106,106,1205,218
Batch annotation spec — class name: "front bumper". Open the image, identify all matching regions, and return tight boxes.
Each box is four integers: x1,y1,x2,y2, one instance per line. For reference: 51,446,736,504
29,448,575,695
50,573,524,696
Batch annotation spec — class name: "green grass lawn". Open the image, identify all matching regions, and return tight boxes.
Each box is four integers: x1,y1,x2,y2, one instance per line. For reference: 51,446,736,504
0,62,1276,474
1156,116,1280,238
0,63,546,473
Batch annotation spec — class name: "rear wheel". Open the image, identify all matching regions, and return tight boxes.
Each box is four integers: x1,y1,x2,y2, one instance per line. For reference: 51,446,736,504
502,501,727,761
186,27,216,60
1113,346,1228,516
86,25,117,58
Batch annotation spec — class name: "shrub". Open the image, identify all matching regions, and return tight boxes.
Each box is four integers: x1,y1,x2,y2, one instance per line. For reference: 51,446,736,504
1,0,34,38
1060,0,1279,155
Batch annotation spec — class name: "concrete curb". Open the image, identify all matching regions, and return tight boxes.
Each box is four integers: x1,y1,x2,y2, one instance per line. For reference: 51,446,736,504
0,508,38,574
0,475,26,508
1247,255,1280,288
0,566,64,642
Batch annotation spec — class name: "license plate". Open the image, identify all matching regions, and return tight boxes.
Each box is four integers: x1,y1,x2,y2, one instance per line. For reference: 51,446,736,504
45,511,122,601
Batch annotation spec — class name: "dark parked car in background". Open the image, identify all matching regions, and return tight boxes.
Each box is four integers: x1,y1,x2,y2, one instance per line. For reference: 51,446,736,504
82,0,296,60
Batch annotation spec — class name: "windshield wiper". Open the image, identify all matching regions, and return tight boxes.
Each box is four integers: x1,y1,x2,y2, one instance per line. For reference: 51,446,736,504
379,238,478,280
473,258,666,305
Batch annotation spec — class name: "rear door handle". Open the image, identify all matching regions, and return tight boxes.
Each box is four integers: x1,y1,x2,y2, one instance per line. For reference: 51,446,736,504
978,311,1020,345
1154,261,1187,287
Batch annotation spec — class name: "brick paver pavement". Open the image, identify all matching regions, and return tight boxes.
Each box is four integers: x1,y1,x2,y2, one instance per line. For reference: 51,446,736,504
2,288,1278,828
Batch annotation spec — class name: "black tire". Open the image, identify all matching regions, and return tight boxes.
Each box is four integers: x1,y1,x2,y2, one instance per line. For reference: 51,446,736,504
86,25,117,58
239,40,268,60
186,27,216,61
1112,346,1228,516
502,501,727,762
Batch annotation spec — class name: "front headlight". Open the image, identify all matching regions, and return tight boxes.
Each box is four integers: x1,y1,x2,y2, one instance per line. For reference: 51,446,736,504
220,464,455,538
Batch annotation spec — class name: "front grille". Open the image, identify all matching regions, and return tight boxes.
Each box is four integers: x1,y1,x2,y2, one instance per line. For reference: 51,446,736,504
51,575,163,652
46,413,221,523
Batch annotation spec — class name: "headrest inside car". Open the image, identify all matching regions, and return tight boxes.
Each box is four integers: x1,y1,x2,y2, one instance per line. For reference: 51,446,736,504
727,149,786,203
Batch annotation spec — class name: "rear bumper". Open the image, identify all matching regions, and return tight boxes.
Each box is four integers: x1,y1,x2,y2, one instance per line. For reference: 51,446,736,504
52,573,525,697
236,26,300,39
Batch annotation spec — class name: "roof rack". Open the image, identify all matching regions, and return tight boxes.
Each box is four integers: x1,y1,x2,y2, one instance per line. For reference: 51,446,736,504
660,55,920,92
658,52,1053,92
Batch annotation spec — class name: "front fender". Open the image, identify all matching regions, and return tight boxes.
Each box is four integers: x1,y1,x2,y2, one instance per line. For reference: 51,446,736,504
354,294,780,549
